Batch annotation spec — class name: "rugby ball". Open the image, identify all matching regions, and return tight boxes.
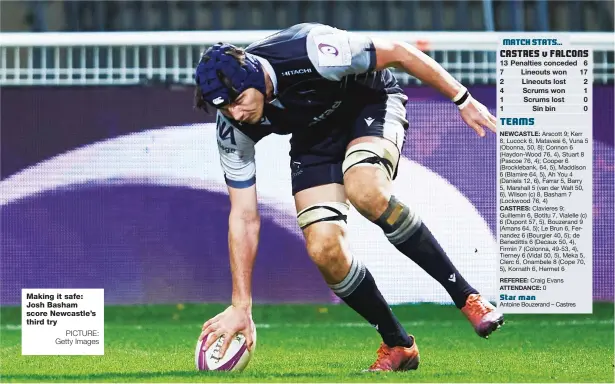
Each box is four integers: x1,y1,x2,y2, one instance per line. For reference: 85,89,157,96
195,333,253,372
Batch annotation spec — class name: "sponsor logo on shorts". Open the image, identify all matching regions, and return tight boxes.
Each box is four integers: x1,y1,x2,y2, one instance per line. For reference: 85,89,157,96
291,161,303,179
291,169,303,179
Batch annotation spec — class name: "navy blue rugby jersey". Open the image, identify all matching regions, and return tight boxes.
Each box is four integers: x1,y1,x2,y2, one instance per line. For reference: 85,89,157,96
215,22,406,189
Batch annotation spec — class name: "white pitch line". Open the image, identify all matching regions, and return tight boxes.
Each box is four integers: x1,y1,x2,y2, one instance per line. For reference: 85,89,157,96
1,319,612,331
1,324,22,331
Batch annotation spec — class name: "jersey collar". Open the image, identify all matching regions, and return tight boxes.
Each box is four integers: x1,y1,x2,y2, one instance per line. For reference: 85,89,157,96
251,54,278,97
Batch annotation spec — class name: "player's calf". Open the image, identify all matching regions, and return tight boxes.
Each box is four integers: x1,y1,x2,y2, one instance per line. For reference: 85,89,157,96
297,201,412,348
374,194,505,337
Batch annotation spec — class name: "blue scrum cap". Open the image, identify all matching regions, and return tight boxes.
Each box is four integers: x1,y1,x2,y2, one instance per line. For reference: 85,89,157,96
194,43,266,109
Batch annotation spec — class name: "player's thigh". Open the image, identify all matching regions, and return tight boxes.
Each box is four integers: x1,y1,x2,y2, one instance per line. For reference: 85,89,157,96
288,118,352,255
341,93,408,217
294,183,347,214
345,92,408,182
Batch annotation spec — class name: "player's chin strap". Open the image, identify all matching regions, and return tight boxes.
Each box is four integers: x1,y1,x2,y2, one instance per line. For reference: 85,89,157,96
342,142,399,181
297,202,350,230
452,86,472,110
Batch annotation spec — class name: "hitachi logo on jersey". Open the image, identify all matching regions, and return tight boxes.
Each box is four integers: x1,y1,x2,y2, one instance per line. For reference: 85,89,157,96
281,68,312,76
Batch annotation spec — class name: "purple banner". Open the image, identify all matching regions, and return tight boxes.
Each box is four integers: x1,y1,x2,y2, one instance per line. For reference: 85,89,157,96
1,85,613,305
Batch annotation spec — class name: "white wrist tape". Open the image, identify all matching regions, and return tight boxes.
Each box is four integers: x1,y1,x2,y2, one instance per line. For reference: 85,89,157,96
452,87,468,103
452,87,472,110
457,94,472,110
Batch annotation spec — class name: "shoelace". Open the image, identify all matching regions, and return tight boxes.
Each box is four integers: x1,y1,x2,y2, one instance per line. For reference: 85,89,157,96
370,345,392,369
469,297,490,317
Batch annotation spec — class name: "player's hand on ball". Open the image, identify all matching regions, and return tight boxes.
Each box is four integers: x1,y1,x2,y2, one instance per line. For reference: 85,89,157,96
200,305,256,358
459,98,497,137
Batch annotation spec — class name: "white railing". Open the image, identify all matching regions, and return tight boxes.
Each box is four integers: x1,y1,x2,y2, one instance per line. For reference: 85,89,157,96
1,31,613,86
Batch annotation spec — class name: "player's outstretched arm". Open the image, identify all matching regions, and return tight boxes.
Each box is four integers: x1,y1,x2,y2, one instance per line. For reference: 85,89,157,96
200,183,259,358
371,37,497,137
227,184,260,311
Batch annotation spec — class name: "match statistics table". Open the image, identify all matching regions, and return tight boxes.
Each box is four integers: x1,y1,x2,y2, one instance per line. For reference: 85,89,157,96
496,35,593,314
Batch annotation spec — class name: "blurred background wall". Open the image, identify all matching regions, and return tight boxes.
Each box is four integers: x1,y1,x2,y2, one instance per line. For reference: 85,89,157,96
1,0,613,33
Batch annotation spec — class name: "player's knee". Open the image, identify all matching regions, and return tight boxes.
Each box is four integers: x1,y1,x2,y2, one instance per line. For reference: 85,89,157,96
342,141,399,219
344,168,389,220
297,201,350,275
342,141,398,182
304,224,346,269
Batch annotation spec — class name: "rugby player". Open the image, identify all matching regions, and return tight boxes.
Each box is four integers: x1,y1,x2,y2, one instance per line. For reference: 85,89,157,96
196,23,503,372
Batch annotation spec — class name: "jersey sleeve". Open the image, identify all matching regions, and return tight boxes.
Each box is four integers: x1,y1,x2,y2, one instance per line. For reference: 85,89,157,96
215,113,257,189
306,24,376,81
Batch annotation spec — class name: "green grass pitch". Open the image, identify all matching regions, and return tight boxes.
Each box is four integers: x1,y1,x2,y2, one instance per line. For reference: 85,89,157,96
1,302,613,382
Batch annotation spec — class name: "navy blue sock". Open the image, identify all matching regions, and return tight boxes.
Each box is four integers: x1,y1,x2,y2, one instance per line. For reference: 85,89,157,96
329,257,413,348
375,196,478,309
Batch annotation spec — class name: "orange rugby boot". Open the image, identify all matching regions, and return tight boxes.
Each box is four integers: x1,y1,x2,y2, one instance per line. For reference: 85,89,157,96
461,294,505,338
365,336,420,372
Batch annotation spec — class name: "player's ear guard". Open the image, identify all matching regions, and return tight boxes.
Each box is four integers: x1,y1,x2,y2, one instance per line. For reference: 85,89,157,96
297,202,350,230
342,142,399,181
